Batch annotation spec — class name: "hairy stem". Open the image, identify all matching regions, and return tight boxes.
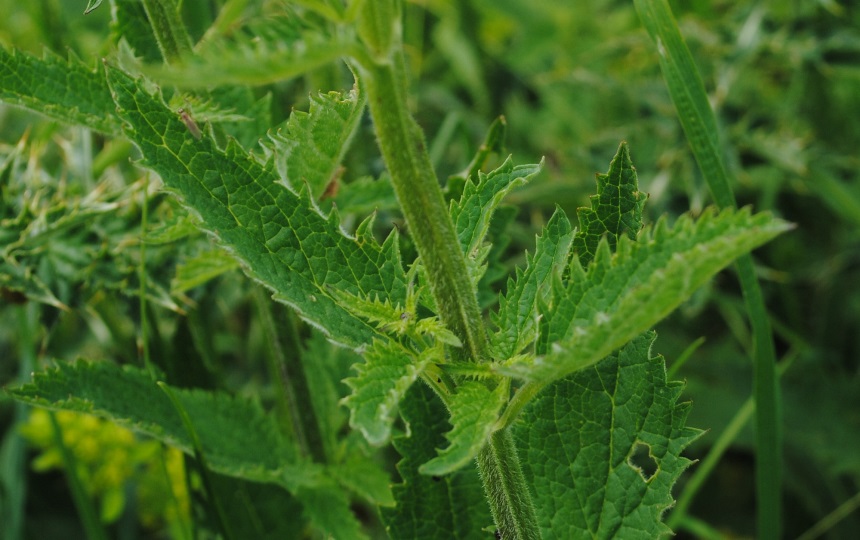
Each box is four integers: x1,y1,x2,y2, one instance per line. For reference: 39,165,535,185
356,39,488,363
355,4,538,536
141,0,194,64
476,429,541,540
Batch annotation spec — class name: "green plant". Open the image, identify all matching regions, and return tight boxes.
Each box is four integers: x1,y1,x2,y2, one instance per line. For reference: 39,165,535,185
0,1,795,538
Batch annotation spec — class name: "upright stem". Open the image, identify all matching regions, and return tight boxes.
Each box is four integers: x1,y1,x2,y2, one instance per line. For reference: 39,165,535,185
141,0,194,64
476,430,540,540
356,5,538,538
357,41,488,363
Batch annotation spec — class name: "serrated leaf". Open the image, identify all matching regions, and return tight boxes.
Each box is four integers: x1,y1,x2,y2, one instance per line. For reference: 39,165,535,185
491,208,574,360
450,158,542,256
420,381,508,476
331,286,463,347
573,141,647,267
342,339,432,446
381,384,494,539
502,207,792,382
7,360,321,491
0,48,120,135
514,332,701,538
260,89,366,199
105,66,406,349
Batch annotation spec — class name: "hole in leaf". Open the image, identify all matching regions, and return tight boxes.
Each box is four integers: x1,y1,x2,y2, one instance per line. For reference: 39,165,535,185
628,441,659,482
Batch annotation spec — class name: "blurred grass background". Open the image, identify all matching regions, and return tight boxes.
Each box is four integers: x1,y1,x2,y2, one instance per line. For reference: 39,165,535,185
1,0,859,538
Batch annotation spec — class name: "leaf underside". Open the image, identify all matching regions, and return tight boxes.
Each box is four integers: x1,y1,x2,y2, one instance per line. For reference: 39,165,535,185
381,384,494,539
491,208,574,360
419,381,508,476
259,88,366,200
514,332,702,538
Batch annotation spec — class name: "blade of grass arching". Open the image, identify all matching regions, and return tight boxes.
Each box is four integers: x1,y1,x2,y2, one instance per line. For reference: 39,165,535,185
48,412,110,540
667,397,754,529
666,336,705,380
158,382,236,540
796,490,860,540
633,2,782,537
667,345,794,532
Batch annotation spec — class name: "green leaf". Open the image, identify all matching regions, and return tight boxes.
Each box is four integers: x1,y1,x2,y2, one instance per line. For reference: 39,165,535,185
381,384,494,539
171,248,240,293
331,285,462,347
419,381,508,476
296,483,369,540
84,0,104,14
450,158,542,257
7,360,320,491
328,174,398,216
572,141,647,267
342,339,433,446
146,17,355,87
491,208,573,360
260,88,366,200
514,332,701,538
0,48,120,135
502,207,792,383
330,449,395,507
105,66,407,349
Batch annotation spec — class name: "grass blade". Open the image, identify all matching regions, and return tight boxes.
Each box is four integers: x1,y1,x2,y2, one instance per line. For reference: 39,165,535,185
633,1,783,537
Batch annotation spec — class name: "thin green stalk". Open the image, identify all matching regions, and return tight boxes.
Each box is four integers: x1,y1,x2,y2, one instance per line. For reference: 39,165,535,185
158,383,236,540
48,412,110,540
476,430,540,540
253,287,328,462
796,489,860,540
633,2,782,537
0,305,38,540
667,397,754,528
676,515,731,540
138,174,153,378
668,353,793,529
666,336,706,379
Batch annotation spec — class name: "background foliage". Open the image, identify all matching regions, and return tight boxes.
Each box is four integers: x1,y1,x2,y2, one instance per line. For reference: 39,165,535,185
0,0,858,538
